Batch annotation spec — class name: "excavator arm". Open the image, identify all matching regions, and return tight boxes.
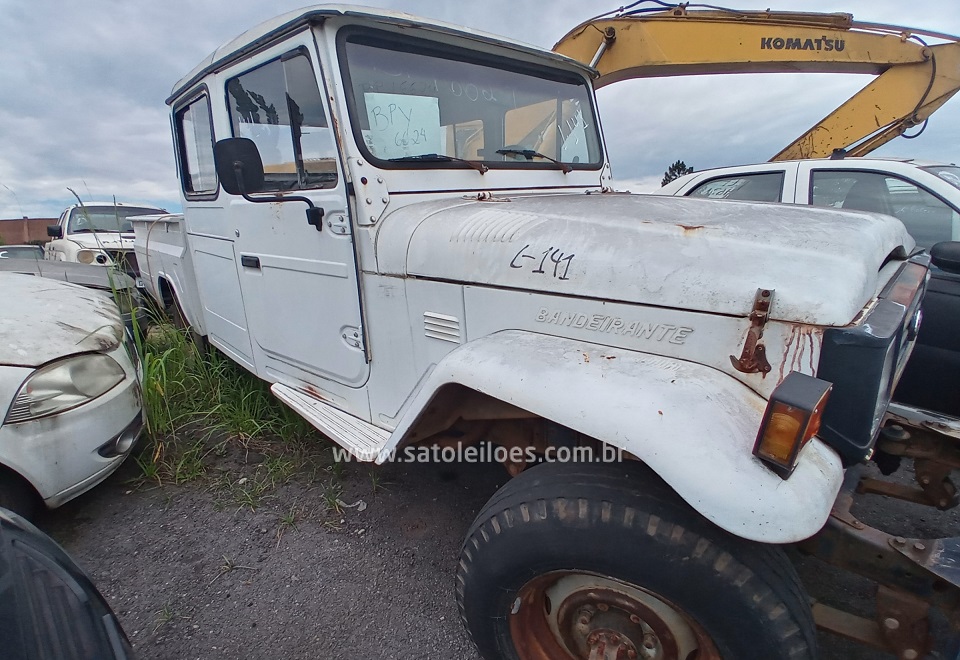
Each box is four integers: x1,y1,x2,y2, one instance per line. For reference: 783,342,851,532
553,6,960,160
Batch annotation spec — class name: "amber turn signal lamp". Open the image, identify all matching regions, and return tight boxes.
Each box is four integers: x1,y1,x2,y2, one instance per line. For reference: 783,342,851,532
753,372,832,479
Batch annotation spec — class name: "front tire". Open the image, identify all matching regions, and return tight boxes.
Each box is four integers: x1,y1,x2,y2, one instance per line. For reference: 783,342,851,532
457,461,816,660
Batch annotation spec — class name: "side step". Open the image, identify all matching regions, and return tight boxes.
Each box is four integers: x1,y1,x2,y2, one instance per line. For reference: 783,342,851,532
271,383,389,461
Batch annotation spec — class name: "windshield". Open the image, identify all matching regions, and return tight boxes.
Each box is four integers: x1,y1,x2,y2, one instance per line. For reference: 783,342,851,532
67,205,164,234
921,165,960,190
339,29,602,169
0,246,42,260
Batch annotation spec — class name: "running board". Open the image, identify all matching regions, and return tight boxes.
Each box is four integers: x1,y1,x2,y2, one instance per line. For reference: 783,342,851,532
271,383,389,461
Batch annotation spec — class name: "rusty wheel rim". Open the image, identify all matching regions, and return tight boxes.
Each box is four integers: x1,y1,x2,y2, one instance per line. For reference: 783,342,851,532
509,571,722,660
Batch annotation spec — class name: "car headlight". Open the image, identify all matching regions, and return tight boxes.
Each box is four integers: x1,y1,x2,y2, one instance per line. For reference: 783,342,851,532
77,249,109,265
5,354,126,423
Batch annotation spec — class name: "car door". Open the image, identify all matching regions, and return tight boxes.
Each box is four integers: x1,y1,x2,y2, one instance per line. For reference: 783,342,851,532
174,91,257,371
223,40,368,389
803,165,960,416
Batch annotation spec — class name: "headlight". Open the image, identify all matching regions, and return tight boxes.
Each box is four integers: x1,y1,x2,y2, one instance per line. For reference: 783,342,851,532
77,249,110,265
5,354,126,423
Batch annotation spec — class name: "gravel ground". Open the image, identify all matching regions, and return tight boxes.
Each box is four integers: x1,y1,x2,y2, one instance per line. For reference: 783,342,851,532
37,445,958,660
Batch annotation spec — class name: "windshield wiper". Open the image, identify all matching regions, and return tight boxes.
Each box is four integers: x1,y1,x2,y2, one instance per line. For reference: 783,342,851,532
496,148,572,174
388,153,488,174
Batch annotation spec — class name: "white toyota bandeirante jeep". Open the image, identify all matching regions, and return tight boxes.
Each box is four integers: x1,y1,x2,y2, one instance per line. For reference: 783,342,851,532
139,6,958,658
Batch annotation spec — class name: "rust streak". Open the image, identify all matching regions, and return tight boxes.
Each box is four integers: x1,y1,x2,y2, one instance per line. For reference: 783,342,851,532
303,384,330,402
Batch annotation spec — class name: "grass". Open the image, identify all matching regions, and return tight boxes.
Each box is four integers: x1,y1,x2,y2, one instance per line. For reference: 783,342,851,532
276,506,300,547
210,555,258,586
153,602,188,633
132,317,324,497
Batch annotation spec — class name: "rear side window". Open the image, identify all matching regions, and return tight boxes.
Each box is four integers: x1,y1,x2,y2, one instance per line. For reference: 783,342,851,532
175,95,218,195
226,51,338,191
811,170,960,248
687,172,784,202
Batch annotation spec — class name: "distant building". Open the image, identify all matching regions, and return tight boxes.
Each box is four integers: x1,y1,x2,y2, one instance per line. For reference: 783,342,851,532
0,217,56,244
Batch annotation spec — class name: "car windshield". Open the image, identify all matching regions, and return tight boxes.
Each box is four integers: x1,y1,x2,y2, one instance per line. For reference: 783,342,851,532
921,165,960,190
67,206,164,234
0,246,42,259
340,29,602,169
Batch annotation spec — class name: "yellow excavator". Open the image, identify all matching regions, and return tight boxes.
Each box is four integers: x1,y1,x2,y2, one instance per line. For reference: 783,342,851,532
553,2,960,160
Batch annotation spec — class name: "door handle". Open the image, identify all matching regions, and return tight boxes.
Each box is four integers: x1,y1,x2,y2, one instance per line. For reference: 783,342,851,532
240,255,261,269
307,207,325,232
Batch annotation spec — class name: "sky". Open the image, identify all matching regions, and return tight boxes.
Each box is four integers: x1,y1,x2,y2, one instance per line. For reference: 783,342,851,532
1,0,959,218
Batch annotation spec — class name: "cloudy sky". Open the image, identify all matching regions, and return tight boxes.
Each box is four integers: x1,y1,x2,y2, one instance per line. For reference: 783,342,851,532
1,0,958,218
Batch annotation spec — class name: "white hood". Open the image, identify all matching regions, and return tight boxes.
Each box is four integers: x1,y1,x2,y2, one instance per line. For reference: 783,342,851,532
375,193,914,326
67,232,134,251
0,273,124,367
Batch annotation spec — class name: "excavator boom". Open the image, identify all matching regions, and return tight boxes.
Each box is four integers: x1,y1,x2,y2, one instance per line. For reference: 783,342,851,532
554,6,960,160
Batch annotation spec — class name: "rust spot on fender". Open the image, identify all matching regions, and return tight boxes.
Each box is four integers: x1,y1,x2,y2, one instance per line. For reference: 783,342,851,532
677,224,705,233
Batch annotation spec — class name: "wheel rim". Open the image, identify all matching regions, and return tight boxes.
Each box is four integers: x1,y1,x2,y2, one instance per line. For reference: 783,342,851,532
509,572,722,660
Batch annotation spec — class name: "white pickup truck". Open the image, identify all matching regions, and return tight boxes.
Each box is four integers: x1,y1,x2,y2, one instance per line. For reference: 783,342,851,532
137,6,959,658
45,201,166,277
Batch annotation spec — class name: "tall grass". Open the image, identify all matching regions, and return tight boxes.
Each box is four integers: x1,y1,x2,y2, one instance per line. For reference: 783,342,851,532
136,321,314,486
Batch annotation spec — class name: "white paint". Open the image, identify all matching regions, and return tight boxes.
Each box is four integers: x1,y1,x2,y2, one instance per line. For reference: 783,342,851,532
0,274,142,507
375,192,911,326
0,272,123,367
141,8,923,546
377,330,844,544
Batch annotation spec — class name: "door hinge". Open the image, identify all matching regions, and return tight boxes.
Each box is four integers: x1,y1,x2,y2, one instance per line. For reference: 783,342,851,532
342,326,364,350
326,214,350,235
731,288,774,375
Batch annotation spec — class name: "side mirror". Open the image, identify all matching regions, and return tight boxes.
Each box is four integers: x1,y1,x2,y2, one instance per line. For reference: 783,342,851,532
214,137,265,196
930,241,960,274
211,137,323,232
47,225,63,238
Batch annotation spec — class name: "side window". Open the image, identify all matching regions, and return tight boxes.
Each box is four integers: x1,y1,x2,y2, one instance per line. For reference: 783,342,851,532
811,171,959,249
688,172,784,202
175,95,217,195
226,51,338,191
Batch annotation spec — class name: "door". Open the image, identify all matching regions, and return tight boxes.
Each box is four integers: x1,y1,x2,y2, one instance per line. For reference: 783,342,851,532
174,92,257,371
223,41,368,388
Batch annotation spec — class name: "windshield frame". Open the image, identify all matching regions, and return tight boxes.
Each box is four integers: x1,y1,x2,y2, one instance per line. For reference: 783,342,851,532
336,26,604,173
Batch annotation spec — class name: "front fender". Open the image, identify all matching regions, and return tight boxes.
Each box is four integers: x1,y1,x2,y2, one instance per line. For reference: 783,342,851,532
382,330,842,544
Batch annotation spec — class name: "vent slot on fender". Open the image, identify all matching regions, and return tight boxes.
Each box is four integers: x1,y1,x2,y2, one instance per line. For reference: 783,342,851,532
424,312,461,344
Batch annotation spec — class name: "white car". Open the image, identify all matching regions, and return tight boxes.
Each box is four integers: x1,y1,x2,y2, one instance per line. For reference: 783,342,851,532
45,201,167,276
660,156,960,419
0,273,143,517
659,157,960,249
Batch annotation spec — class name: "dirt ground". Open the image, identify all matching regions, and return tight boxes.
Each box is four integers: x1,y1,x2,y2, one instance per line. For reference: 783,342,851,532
37,442,958,660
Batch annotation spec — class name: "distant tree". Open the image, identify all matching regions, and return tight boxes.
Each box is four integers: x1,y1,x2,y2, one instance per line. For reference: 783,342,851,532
661,160,694,187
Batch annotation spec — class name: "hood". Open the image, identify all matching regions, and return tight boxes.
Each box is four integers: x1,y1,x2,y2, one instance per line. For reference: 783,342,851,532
0,273,124,367
67,233,134,251
375,193,914,326
0,259,136,291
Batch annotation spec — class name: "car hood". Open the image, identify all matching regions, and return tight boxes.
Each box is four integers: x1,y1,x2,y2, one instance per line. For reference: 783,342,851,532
375,193,914,326
0,259,137,291
0,273,124,368
67,233,134,251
